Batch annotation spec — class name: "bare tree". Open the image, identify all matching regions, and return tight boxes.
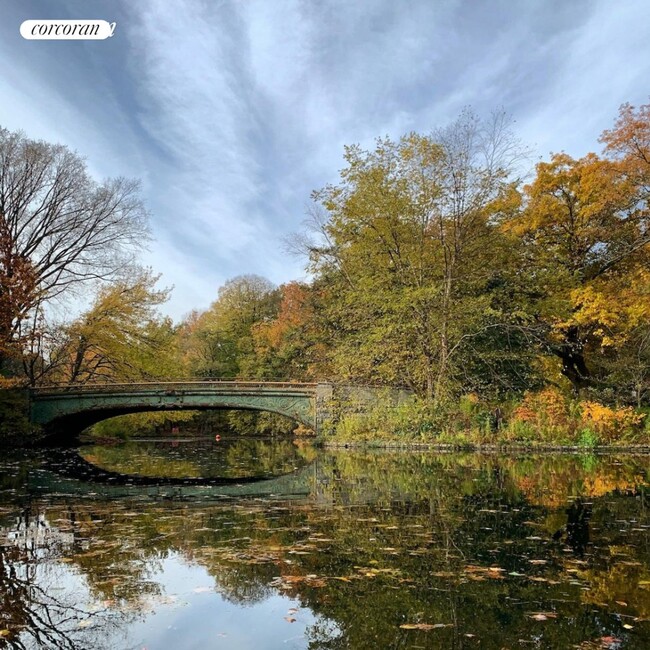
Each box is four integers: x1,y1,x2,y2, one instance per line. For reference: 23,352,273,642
0,126,150,376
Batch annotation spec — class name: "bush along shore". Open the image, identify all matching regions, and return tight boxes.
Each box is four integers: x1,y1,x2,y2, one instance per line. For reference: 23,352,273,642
323,387,650,450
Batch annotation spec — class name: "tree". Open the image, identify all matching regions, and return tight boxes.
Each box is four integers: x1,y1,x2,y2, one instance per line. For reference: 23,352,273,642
505,102,650,395
0,126,149,374
49,269,174,384
306,111,525,401
250,281,327,380
180,275,280,379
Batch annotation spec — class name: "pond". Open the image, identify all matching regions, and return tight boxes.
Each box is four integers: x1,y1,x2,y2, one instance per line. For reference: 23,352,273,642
0,438,649,649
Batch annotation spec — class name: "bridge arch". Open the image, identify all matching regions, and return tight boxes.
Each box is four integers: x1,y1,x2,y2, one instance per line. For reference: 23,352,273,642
30,382,331,442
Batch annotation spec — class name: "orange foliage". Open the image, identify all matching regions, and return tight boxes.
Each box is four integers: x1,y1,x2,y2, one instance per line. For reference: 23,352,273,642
257,282,311,349
600,102,650,171
0,227,38,355
511,460,644,508
580,401,644,441
512,387,571,431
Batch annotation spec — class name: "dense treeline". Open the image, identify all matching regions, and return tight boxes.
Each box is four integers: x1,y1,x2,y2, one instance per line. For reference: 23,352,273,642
1,103,649,442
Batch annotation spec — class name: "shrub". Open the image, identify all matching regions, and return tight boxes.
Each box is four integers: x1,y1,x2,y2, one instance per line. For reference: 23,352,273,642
578,428,600,448
580,402,644,442
510,387,572,440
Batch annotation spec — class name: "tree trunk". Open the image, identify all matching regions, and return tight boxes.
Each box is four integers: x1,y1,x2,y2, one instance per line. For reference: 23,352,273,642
556,326,590,394
433,270,453,405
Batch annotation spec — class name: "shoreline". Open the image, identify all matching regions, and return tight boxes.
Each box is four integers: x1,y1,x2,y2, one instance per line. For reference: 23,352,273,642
322,440,650,453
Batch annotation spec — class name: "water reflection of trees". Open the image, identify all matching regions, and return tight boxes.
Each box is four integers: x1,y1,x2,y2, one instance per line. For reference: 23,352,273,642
78,438,313,479
1,451,649,648
0,509,130,649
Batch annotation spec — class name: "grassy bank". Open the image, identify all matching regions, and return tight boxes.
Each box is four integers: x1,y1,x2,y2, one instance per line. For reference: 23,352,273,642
326,387,650,449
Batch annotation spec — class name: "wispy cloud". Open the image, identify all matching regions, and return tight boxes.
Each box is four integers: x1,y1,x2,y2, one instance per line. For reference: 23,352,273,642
0,0,648,319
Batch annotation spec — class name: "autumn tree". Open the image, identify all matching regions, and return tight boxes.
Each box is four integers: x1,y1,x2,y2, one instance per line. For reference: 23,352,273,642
0,126,149,376
48,269,175,384
505,102,650,395
305,111,527,401
180,275,280,379
250,281,328,380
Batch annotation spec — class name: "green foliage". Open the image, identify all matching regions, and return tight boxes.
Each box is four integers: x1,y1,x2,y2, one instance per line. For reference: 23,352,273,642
331,397,438,442
0,388,34,444
578,428,600,448
89,410,197,438
327,387,647,448
225,410,297,435
179,275,281,379
308,120,527,401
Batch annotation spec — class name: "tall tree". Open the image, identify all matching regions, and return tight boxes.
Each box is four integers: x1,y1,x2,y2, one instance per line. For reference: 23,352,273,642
307,111,525,401
0,127,149,374
181,275,280,379
505,102,650,394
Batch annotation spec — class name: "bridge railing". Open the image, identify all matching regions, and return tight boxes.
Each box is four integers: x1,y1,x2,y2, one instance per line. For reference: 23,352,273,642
30,380,321,395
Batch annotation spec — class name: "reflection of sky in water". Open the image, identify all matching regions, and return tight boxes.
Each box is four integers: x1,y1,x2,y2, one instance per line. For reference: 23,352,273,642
7,544,326,649
112,555,324,650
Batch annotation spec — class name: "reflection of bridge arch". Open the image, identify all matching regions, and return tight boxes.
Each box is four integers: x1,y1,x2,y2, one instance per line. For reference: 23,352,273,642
42,446,284,487
30,382,333,440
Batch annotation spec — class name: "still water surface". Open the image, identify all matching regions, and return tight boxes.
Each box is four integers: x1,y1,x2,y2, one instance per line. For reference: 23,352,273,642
1,438,649,649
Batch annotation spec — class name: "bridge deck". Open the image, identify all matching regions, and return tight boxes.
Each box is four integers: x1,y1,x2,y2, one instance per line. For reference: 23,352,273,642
30,381,320,395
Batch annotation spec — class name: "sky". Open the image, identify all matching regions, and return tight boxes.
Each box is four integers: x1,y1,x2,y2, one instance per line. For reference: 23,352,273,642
0,0,649,320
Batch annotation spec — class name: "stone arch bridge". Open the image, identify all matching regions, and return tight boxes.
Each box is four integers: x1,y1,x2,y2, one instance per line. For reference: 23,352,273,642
29,381,334,439
29,381,412,441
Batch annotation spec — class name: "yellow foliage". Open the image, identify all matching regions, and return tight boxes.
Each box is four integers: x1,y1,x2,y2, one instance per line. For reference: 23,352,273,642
570,268,650,348
580,401,644,441
0,376,27,389
579,559,650,619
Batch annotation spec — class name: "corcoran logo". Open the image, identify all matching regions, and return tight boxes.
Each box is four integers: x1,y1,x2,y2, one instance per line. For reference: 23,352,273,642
20,20,116,40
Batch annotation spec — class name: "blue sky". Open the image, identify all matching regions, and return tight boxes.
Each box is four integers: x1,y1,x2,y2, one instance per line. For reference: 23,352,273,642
1,0,649,319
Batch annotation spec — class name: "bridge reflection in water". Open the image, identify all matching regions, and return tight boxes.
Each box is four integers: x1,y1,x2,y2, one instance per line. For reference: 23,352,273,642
32,446,317,500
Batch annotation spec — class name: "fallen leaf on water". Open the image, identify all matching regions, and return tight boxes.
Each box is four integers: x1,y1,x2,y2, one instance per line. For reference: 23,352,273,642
400,623,450,630
528,612,557,621
270,575,327,589
622,624,634,630
0,630,10,637
463,565,504,580
284,617,296,623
